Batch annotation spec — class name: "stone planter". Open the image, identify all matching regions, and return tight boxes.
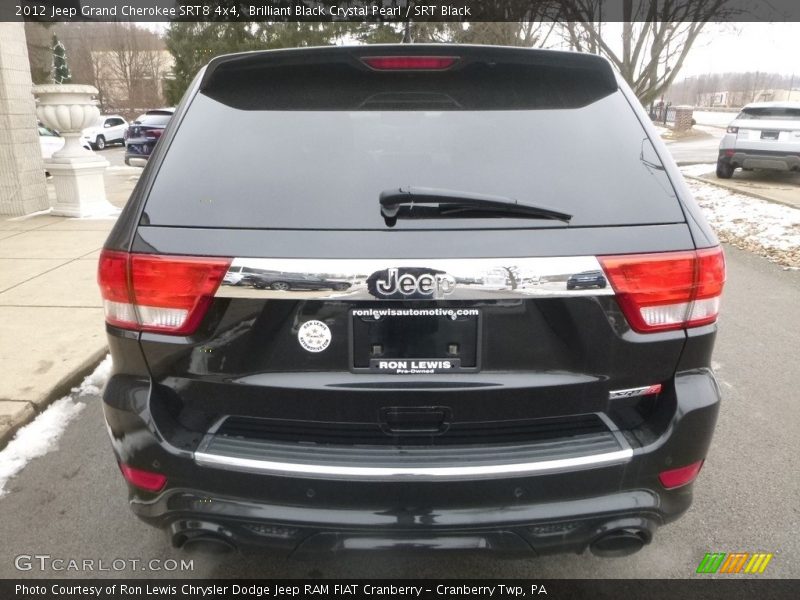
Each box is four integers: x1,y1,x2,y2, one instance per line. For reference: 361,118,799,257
32,84,114,217
33,84,99,158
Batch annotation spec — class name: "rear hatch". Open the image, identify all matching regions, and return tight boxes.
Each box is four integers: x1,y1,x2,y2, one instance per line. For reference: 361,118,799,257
732,105,800,152
106,47,717,462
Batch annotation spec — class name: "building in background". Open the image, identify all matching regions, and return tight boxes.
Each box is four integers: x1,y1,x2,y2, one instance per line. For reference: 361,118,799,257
25,22,173,118
668,72,798,108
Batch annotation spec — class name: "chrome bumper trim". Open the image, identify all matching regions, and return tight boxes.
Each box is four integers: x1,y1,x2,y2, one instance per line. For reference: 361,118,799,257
193,447,633,481
217,256,612,300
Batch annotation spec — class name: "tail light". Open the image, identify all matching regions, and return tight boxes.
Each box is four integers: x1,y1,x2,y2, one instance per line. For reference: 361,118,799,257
119,463,167,492
727,126,739,134
599,247,725,333
98,250,231,335
144,129,163,140
361,56,459,70
659,460,704,489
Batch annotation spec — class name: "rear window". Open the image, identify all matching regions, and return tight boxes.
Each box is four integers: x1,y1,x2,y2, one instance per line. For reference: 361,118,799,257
738,107,800,120
142,53,684,230
136,113,172,126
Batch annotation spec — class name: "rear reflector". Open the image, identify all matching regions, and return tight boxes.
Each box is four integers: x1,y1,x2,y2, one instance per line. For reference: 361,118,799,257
98,250,231,335
361,56,459,71
599,247,725,333
659,460,704,489
119,463,167,492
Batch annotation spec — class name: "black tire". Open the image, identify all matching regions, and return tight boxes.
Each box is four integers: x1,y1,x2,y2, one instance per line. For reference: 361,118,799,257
270,281,291,291
94,135,106,150
716,160,734,179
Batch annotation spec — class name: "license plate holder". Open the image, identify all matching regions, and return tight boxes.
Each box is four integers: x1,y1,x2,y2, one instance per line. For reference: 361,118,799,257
350,308,480,372
760,130,780,140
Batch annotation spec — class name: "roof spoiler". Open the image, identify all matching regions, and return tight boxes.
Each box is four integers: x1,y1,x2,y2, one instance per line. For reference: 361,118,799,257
198,44,618,93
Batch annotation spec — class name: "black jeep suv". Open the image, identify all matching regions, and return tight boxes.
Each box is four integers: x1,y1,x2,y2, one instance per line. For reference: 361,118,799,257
99,45,725,557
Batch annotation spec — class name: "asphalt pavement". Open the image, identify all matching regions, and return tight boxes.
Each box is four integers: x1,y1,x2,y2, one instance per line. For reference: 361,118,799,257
0,245,797,580
96,144,129,168
664,132,724,165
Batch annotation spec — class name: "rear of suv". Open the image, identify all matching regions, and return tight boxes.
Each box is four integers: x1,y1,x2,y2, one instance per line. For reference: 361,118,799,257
717,101,800,178
99,45,725,558
123,108,175,166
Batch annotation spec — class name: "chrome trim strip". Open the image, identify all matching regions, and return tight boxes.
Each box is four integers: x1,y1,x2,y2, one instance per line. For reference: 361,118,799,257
217,256,612,300
194,447,633,481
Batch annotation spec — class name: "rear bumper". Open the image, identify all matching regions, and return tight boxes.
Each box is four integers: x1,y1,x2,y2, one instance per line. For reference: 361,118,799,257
102,366,720,556
141,488,668,557
124,142,155,166
718,149,800,171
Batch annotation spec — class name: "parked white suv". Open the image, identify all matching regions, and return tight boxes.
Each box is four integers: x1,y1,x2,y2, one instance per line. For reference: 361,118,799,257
82,115,128,150
717,101,800,178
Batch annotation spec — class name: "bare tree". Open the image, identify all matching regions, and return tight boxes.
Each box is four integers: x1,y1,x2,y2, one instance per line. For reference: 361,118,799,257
95,23,168,113
26,22,169,114
561,0,741,106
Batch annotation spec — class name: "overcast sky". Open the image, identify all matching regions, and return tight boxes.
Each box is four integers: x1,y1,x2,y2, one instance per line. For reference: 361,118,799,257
656,22,798,78
544,22,799,79
143,21,799,80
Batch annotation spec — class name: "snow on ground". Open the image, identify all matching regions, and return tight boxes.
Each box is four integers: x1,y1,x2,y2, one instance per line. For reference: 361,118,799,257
653,124,670,137
692,111,739,128
680,165,800,269
0,354,112,498
680,163,718,178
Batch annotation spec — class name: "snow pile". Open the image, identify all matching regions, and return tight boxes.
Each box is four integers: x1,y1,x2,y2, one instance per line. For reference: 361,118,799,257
680,169,800,268
75,354,113,397
0,354,112,498
679,163,716,178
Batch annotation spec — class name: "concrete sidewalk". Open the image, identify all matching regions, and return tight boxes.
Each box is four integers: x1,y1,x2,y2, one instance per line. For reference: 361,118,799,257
0,166,139,447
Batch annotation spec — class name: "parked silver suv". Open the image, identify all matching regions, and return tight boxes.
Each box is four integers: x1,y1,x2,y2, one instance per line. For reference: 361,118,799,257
717,101,800,178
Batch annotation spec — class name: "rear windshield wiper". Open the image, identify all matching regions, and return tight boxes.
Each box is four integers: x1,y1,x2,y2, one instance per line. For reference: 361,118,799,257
379,187,572,227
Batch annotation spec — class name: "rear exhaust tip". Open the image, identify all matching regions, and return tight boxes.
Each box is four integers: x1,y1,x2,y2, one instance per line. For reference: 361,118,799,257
589,528,647,558
169,521,238,554
178,534,237,554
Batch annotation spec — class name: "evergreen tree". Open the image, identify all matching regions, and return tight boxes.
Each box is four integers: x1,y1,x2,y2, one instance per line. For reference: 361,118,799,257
165,22,260,105
51,34,72,84
164,20,354,105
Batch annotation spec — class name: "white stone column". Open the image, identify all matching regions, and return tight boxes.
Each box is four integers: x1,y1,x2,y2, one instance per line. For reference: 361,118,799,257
0,22,49,216
33,84,115,218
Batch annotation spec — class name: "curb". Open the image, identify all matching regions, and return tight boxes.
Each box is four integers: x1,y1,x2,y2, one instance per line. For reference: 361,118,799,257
0,346,108,452
683,174,800,211
0,402,35,450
